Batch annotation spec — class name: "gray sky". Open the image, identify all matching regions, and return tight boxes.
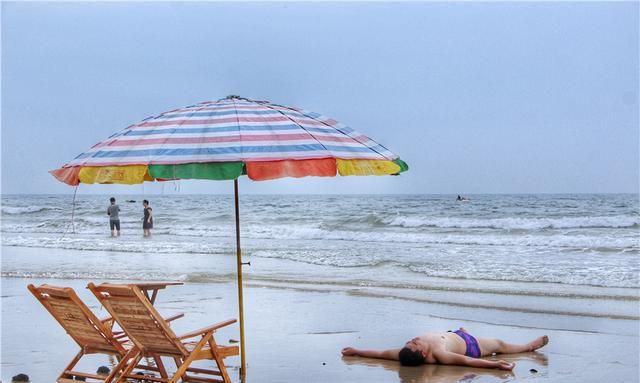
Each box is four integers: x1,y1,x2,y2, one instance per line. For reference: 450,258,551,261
2,1,638,195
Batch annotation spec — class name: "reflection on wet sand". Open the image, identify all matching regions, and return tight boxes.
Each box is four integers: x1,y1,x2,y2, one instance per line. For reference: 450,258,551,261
342,352,548,383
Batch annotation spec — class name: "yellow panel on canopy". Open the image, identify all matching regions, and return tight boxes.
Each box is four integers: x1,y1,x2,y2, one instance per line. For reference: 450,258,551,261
78,165,152,184
336,159,401,176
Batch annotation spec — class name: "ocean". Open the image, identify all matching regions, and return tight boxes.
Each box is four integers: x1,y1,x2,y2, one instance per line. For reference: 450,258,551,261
2,193,638,321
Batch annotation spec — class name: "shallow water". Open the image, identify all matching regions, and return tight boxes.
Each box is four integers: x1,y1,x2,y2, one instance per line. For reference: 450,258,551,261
2,193,638,289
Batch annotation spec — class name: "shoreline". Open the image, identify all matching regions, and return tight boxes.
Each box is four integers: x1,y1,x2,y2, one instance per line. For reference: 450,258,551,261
2,246,638,321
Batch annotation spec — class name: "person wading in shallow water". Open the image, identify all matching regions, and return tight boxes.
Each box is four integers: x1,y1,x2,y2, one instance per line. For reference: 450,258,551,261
107,197,121,237
142,199,153,237
342,327,549,370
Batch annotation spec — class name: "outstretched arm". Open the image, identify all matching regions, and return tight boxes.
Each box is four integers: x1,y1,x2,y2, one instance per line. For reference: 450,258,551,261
434,350,514,370
342,347,400,361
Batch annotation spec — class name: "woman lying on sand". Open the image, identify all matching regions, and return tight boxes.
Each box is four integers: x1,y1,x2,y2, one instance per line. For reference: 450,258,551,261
342,327,549,370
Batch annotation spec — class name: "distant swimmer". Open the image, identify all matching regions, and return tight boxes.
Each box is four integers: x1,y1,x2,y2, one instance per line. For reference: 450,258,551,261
126,200,136,203
342,327,549,370
456,195,468,201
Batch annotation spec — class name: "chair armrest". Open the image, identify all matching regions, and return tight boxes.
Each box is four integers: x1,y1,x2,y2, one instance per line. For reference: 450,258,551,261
165,313,184,322
100,316,114,324
177,319,237,340
100,317,115,330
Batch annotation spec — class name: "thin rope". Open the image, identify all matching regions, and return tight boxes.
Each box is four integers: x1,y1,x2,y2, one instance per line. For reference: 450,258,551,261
58,185,79,241
70,185,78,234
172,163,181,192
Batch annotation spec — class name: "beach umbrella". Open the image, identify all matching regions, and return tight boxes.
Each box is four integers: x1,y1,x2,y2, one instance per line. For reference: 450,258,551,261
50,95,408,375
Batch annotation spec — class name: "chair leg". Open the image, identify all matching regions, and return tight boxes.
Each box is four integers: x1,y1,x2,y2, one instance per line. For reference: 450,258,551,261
153,355,168,378
208,336,232,383
169,333,212,383
57,350,84,382
108,347,140,383
118,354,143,383
105,358,125,382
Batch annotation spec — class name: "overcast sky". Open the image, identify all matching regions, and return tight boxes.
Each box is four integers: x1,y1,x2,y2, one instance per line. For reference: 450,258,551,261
2,2,638,195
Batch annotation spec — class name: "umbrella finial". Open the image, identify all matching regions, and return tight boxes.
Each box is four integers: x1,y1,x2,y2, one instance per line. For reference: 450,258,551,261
225,95,242,100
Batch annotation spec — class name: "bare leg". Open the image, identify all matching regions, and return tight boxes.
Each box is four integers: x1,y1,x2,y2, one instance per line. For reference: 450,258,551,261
477,335,548,356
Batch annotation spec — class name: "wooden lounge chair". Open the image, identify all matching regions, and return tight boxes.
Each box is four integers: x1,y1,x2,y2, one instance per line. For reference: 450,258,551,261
88,283,239,383
28,284,180,383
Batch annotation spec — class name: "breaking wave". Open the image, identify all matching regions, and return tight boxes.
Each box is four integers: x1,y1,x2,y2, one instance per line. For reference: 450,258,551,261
382,215,639,230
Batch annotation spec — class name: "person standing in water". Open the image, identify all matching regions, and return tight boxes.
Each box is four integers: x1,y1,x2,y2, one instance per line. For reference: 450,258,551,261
142,199,153,237
107,197,121,237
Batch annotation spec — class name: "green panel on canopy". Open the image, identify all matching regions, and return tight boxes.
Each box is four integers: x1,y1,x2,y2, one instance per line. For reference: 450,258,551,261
393,159,409,173
149,162,245,180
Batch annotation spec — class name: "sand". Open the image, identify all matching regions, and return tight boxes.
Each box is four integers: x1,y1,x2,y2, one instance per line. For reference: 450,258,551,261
1,275,638,383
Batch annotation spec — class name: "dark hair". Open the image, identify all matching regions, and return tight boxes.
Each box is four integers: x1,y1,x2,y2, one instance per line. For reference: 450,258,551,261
96,366,111,375
110,197,115,203
12,374,30,382
143,199,149,205
398,347,425,366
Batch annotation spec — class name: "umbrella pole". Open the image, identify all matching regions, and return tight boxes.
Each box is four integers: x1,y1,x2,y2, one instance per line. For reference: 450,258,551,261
234,179,247,377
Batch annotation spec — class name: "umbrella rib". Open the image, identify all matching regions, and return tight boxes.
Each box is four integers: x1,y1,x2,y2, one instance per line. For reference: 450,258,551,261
261,101,394,160
139,102,212,169
293,107,394,160
78,103,214,168
247,100,333,157
230,98,244,161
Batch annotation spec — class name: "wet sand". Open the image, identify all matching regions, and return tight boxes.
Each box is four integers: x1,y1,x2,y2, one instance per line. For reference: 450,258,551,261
1,277,638,383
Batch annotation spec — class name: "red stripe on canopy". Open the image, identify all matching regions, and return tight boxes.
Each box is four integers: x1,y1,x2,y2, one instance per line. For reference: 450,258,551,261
246,158,337,181
50,167,81,186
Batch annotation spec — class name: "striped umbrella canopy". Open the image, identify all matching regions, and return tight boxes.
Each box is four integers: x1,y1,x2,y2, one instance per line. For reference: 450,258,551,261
51,96,408,185
50,95,408,376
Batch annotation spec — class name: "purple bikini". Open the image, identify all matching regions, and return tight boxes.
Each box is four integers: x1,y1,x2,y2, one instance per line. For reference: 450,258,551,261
453,330,482,358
